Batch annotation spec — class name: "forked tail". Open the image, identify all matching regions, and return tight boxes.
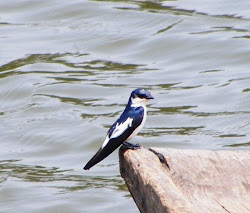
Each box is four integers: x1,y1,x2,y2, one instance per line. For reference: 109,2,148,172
83,140,121,170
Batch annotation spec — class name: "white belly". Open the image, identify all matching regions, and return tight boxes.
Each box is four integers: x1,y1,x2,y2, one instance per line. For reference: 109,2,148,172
126,107,147,141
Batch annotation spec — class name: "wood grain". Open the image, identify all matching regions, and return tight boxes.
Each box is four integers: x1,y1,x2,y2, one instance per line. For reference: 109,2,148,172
119,146,250,213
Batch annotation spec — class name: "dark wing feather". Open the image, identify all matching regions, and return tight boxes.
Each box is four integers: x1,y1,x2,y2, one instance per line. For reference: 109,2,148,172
83,106,144,170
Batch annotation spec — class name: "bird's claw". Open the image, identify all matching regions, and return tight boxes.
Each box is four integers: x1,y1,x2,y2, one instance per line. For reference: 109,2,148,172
123,142,141,150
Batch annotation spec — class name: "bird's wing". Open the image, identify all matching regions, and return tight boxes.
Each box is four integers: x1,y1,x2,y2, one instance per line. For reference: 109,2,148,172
105,106,144,145
107,106,143,138
83,107,144,170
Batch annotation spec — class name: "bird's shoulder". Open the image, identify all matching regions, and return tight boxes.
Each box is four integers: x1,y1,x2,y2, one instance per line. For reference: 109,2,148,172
125,105,144,118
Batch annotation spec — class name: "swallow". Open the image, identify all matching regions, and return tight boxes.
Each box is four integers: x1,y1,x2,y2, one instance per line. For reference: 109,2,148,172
83,88,153,170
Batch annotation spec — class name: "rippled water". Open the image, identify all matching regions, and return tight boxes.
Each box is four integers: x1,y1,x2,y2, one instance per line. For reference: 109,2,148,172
0,0,249,212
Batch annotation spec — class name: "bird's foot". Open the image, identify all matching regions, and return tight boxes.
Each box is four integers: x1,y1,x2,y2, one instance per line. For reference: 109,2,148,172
123,142,141,150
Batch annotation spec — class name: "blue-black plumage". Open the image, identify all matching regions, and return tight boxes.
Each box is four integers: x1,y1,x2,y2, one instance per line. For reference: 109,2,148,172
83,88,153,170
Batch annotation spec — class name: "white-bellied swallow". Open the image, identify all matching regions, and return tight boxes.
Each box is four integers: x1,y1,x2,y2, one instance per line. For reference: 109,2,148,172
83,88,153,170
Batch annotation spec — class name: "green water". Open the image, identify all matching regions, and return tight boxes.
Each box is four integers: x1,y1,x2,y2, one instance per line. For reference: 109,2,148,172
0,0,249,212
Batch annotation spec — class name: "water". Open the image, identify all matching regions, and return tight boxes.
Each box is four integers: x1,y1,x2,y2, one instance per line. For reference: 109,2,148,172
0,0,249,212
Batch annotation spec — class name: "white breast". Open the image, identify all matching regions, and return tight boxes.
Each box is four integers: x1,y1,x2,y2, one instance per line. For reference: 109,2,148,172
126,106,147,141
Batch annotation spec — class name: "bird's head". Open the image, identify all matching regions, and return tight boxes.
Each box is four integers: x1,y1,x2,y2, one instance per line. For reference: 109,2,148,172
130,88,154,107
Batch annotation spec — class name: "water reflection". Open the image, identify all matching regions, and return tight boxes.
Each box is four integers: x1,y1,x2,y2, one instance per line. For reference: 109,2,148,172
154,106,196,114
35,94,103,106
154,106,250,117
0,53,154,80
0,160,126,192
0,53,75,72
219,134,246,138
142,126,204,136
153,20,183,35
224,142,250,147
191,26,249,35
114,1,199,17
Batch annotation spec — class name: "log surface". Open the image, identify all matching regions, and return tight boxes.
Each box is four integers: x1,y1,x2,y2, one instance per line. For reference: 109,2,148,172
119,146,250,213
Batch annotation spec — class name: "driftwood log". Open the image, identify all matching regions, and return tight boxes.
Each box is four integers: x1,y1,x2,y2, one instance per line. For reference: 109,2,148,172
119,146,250,213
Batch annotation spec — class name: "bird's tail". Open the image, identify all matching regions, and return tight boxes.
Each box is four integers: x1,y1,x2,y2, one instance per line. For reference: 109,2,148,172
83,141,120,170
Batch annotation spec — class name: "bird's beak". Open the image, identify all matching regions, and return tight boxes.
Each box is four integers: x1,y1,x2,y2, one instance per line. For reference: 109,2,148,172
146,94,154,100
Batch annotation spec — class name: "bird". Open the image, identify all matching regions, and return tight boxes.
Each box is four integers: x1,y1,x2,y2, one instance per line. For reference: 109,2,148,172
83,88,154,170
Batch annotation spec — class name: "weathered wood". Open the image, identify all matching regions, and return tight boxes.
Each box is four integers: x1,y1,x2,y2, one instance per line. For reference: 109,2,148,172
119,146,250,213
